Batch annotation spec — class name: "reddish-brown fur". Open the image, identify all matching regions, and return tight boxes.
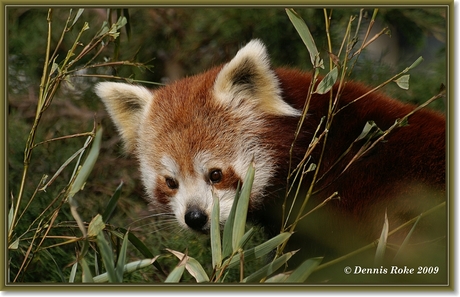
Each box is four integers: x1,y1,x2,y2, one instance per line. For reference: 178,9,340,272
251,68,445,261
147,66,445,245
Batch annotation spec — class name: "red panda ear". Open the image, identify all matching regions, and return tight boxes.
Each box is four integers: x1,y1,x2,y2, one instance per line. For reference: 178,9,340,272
95,82,153,152
213,39,300,117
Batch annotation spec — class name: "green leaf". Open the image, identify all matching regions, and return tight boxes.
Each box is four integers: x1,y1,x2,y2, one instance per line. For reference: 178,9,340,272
68,127,103,198
356,121,383,142
102,181,123,223
222,181,241,258
166,249,210,283
114,227,166,276
315,67,338,94
96,21,109,38
226,232,292,269
8,238,19,250
394,74,410,90
374,211,389,266
264,273,290,282
286,8,324,69
93,257,158,283
165,254,187,283
242,251,296,283
80,257,94,283
210,191,222,269
69,262,78,283
237,227,255,250
87,214,106,238
232,162,255,251
407,56,424,70
115,16,127,30
284,257,323,282
71,8,85,28
115,230,130,281
96,231,118,282
8,204,13,233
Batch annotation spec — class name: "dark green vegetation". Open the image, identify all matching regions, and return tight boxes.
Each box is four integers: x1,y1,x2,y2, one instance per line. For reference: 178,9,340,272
7,7,447,285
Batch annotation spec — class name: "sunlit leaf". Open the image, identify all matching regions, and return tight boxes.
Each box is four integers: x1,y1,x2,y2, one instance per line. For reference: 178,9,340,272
87,214,105,238
394,74,410,90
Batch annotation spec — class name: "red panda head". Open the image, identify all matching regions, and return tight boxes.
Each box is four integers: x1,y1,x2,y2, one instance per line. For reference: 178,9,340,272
96,40,300,232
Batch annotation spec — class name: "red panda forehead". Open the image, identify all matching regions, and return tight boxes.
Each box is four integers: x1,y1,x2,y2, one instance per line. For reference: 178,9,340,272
141,77,236,175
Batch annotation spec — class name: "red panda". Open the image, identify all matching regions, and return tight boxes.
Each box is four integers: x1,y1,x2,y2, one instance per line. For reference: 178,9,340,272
96,40,446,271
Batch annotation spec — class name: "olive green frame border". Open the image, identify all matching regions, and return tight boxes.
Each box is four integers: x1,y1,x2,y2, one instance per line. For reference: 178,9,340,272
2,0,455,293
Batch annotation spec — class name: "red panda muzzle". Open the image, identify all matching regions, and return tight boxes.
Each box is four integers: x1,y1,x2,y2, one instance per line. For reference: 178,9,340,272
184,205,209,231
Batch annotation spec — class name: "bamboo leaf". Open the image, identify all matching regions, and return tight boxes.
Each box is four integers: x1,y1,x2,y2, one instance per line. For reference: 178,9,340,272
87,214,105,238
71,9,85,27
407,56,424,70
210,191,222,269
222,181,241,258
166,249,210,283
115,230,130,281
315,67,338,94
237,227,255,250
286,8,324,69
232,162,255,251
165,253,187,283
80,257,94,283
393,215,422,263
69,262,78,283
115,227,166,276
284,257,323,282
225,232,291,269
374,211,389,266
96,231,117,282
102,181,123,223
93,257,158,283
242,251,296,283
394,74,410,90
68,127,102,198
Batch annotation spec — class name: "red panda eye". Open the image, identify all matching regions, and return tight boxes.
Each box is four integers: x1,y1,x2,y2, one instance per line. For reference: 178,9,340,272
209,169,223,184
165,177,178,189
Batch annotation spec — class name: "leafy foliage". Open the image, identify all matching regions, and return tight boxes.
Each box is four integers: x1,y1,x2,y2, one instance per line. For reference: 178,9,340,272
7,6,447,285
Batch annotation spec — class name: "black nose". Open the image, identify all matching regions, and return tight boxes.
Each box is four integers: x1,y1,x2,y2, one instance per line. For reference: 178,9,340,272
184,206,208,231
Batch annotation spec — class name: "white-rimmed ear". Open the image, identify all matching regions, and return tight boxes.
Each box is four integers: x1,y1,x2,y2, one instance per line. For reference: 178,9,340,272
213,39,300,117
95,82,153,152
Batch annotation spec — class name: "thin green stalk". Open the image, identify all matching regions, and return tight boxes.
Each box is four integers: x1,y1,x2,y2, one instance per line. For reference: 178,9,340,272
9,9,54,242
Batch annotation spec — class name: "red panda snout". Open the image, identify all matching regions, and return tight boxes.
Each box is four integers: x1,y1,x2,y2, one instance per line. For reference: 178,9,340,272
184,205,209,232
